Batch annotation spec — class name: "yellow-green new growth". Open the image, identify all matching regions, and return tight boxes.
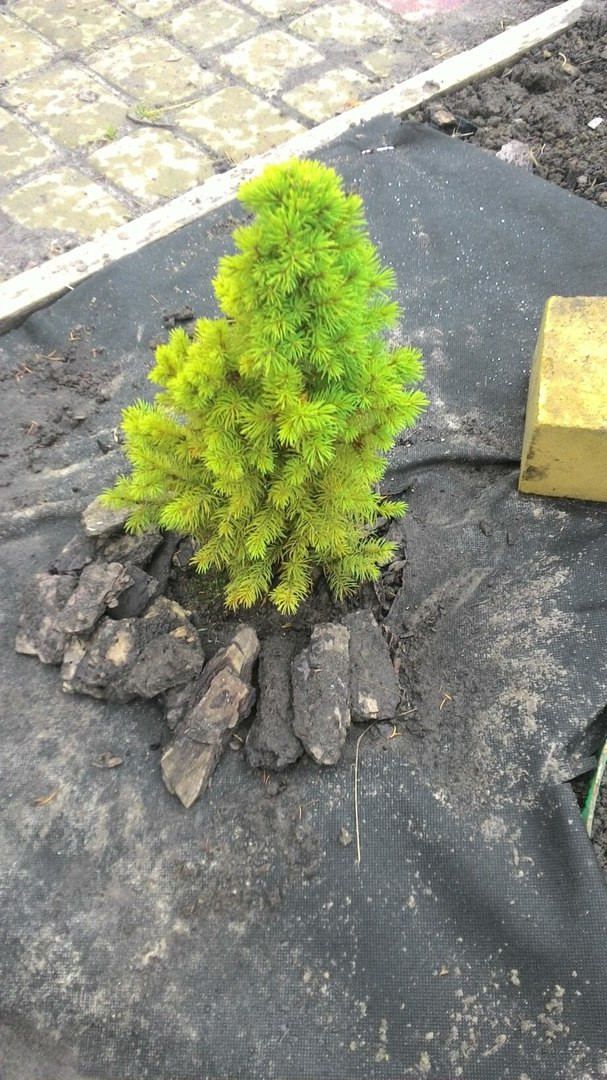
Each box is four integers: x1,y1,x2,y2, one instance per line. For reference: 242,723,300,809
103,158,428,613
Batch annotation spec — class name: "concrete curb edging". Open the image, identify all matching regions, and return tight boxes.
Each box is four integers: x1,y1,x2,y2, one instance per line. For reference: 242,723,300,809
0,0,585,335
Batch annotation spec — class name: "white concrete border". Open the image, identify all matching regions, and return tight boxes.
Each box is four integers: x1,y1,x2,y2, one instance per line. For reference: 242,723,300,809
0,0,585,334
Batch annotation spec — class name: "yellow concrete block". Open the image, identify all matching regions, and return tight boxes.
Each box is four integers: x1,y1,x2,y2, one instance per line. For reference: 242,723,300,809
519,296,607,502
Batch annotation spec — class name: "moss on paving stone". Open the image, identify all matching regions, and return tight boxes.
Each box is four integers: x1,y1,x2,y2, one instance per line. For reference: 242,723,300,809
165,0,259,51
0,12,55,81
10,0,131,50
284,67,373,122
221,29,323,92
0,0,569,281
292,0,393,47
0,108,54,179
245,0,317,13
4,65,126,149
2,168,130,235
89,34,215,105
119,0,175,14
175,86,304,162
89,128,214,205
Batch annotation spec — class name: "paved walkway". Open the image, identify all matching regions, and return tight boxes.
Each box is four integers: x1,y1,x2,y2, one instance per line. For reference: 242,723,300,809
0,0,553,281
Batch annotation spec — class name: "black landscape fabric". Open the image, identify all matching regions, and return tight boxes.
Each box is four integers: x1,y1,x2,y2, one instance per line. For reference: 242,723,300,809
1,121,607,1080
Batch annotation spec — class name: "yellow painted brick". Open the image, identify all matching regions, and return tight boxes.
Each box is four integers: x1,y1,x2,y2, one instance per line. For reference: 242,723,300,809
519,296,607,502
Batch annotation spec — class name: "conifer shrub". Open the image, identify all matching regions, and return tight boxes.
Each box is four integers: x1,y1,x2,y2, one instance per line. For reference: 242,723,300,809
102,159,428,614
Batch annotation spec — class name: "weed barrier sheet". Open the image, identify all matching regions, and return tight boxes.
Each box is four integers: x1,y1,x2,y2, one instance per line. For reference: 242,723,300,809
1,122,607,1079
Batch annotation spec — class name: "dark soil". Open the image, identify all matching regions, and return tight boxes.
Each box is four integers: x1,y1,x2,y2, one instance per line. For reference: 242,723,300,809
166,536,403,657
0,322,118,489
162,529,406,763
414,10,607,209
167,541,358,658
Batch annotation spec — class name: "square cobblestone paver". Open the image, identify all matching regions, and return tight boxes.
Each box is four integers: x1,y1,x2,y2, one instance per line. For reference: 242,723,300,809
364,39,435,77
2,167,130,237
221,30,322,92
10,0,131,51
3,63,127,149
118,0,176,15
175,86,304,162
284,67,372,121
89,128,214,205
378,0,464,15
362,46,400,78
0,14,55,82
0,107,54,179
89,33,216,107
166,1,259,51
242,0,320,14
0,0,489,284
4,64,127,149
292,0,393,46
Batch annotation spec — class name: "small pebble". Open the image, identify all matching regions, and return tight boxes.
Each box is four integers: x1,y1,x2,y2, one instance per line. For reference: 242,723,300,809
339,827,353,846
377,721,396,738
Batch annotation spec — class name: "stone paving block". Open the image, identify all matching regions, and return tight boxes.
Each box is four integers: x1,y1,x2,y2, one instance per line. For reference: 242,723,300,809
0,107,54,180
292,0,393,47
176,86,304,161
89,33,215,106
0,13,55,82
4,64,126,149
362,46,401,78
166,0,259,51
2,168,130,238
284,67,372,121
10,0,131,51
378,0,464,16
119,0,175,14
243,0,319,14
89,127,214,205
221,30,322,93
363,41,433,78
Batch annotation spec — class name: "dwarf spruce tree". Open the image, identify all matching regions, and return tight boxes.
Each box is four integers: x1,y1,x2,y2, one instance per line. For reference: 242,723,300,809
103,159,428,614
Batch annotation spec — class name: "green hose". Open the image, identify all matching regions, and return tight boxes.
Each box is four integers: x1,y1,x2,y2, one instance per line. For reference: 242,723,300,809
581,736,607,837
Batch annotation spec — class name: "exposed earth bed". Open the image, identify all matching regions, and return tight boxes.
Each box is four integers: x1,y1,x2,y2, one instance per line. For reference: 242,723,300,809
414,9,607,209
